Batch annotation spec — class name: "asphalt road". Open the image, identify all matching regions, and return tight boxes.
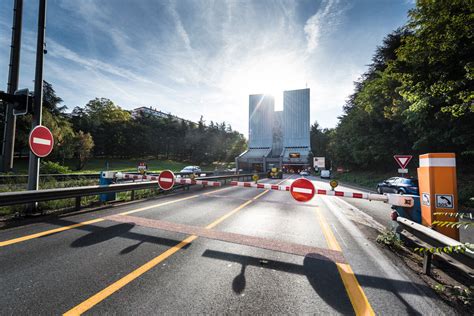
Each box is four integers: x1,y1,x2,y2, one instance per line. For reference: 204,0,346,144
0,175,454,315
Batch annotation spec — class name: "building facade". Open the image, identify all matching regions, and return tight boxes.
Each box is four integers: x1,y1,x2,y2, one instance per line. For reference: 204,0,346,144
236,88,311,172
281,89,311,167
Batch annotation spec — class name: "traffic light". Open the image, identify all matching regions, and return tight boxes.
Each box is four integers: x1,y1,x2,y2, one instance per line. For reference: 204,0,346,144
13,88,31,116
0,89,32,116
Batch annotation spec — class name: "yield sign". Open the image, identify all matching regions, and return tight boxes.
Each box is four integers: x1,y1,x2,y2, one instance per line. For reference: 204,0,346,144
393,155,412,169
158,170,175,190
290,178,315,202
29,125,54,158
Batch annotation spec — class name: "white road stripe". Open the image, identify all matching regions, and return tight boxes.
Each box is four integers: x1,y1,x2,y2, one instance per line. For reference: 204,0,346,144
292,187,313,194
33,137,51,146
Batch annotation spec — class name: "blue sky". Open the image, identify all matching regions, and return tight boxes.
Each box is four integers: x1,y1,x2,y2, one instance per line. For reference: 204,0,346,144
0,0,414,136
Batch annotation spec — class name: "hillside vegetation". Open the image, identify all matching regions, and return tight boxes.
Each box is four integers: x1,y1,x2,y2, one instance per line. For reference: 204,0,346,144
310,1,473,206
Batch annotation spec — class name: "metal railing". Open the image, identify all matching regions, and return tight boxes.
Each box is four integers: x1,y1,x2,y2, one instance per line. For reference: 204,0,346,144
396,217,474,278
0,173,266,208
0,170,238,184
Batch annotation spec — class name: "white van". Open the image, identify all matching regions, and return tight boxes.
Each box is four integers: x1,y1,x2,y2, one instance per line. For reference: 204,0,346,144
320,170,331,179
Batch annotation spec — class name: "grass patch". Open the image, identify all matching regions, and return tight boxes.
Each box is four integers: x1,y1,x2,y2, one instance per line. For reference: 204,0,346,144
5,158,194,174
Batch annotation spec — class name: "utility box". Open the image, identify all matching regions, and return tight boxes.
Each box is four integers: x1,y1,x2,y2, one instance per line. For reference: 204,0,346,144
99,171,116,202
417,153,459,240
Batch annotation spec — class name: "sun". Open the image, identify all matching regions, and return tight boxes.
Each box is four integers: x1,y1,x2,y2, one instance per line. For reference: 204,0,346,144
222,54,307,110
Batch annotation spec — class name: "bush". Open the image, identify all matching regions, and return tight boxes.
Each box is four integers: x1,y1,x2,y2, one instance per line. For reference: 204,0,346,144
40,161,72,174
376,229,403,250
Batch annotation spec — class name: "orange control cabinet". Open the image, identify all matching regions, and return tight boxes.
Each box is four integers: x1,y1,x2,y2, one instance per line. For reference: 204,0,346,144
417,153,459,240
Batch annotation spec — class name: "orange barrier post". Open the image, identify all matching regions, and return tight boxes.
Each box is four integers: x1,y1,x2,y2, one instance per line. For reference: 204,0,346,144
417,153,459,240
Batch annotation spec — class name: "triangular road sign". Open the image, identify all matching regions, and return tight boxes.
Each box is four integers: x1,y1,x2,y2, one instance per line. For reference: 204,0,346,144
394,155,412,169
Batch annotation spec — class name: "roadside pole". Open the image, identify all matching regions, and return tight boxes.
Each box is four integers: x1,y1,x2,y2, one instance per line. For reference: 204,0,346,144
1,0,23,172
26,0,47,212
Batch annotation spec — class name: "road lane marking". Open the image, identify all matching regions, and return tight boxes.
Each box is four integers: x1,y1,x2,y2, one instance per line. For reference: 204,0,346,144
119,195,198,216
0,177,290,248
105,214,345,263
0,218,105,247
315,207,375,316
63,235,198,316
0,195,199,247
63,190,269,315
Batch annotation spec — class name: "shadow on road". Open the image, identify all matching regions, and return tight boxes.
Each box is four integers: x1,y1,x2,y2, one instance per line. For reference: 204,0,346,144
39,218,188,254
203,249,432,315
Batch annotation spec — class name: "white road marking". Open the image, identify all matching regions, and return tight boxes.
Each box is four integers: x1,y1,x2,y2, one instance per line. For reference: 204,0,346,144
32,137,51,146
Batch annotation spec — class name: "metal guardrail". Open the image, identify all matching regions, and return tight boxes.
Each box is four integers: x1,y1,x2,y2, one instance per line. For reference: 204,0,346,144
0,173,265,208
396,217,474,278
0,171,235,184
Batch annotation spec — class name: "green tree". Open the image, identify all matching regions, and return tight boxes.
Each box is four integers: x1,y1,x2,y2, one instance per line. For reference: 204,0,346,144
73,131,94,170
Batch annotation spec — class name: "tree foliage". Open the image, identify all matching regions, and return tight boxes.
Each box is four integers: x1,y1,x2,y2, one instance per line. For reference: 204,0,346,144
311,1,474,171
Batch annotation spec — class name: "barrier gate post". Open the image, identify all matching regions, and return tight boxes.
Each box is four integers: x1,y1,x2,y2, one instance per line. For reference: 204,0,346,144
417,153,459,240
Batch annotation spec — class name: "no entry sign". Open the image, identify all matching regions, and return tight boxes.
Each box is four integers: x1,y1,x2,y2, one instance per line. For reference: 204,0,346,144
29,125,54,157
158,170,175,190
290,178,315,202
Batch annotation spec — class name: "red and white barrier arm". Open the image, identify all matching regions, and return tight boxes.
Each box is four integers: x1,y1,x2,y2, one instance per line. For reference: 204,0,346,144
230,181,290,191
116,173,221,187
177,178,221,187
116,172,159,181
230,180,413,207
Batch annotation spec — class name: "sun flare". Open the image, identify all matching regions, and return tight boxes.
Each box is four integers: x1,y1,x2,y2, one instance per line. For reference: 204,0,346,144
223,54,307,110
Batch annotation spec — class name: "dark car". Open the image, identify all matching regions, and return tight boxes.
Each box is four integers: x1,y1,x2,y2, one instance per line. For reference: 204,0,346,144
376,177,419,195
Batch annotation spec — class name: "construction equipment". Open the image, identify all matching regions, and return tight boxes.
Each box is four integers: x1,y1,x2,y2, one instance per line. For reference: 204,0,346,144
267,164,283,179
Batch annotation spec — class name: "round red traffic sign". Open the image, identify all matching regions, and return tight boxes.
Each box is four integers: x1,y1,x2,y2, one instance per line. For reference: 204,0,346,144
158,170,175,190
290,177,315,202
29,125,54,158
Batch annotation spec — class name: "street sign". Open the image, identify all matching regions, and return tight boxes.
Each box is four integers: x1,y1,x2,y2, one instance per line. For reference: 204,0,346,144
329,180,338,190
314,157,325,168
435,194,454,209
398,168,408,174
252,174,259,182
158,170,175,190
422,193,430,206
290,178,315,202
394,155,412,169
29,125,54,157
137,162,147,175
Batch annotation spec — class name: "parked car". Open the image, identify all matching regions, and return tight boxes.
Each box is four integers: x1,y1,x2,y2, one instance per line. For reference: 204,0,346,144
299,170,310,177
376,177,419,195
180,166,201,174
320,170,331,179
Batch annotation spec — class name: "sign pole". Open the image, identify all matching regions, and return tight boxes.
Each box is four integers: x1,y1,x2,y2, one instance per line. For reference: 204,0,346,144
1,0,23,172
26,0,47,212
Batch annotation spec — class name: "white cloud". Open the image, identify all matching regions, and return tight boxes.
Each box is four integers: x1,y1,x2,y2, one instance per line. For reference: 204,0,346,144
304,0,347,54
0,0,406,138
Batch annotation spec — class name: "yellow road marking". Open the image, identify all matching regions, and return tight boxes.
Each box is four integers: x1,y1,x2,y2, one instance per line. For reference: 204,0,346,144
315,207,375,316
0,218,105,247
63,190,268,315
0,195,199,247
119,195,198,215
1,176,289,248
